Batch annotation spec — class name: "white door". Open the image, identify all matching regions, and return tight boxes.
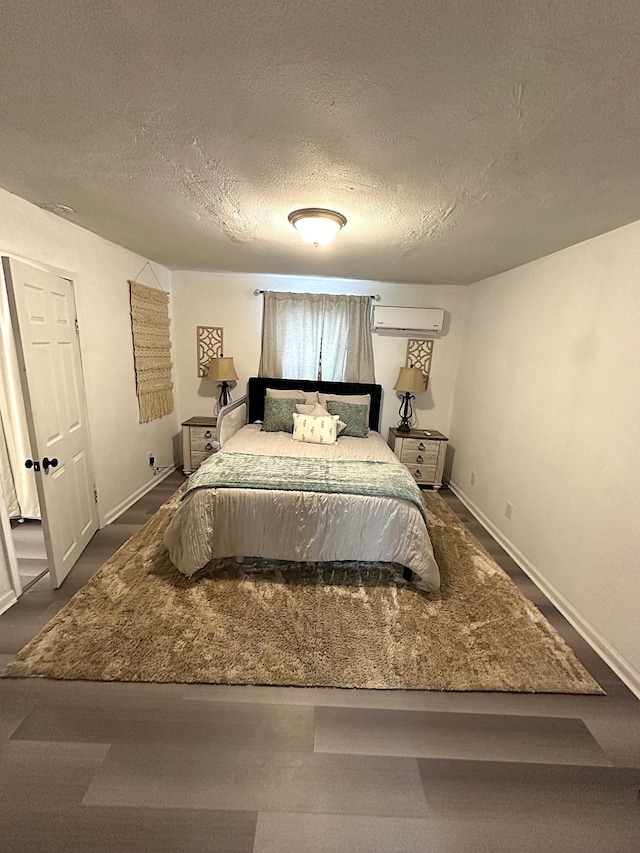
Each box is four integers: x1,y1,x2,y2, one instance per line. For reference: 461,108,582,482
2,257,98,588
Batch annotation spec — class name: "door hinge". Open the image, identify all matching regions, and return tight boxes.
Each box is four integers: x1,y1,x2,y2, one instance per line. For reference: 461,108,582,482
75,318,80,334
94,488,98,503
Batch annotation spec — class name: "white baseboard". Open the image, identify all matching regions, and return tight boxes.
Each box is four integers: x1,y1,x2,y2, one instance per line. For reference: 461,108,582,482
0,588,17,617
102,466,177,527
447,479,640,700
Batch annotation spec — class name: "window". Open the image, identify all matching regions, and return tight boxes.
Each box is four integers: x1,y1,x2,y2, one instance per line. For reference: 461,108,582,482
259,291,375,382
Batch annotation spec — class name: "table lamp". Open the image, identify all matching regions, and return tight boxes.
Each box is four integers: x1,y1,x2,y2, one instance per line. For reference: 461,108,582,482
393,366,425,432
206,356,239,410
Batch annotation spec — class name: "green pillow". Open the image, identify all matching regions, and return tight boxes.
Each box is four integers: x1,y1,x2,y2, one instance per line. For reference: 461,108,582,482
261,396,305,433
326,401,368,438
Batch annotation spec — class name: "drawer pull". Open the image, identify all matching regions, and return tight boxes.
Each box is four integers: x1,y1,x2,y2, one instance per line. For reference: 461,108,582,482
414,469,422,478
204,443,213,451
418,442,425,451
204,430,212,438
416,455,423,463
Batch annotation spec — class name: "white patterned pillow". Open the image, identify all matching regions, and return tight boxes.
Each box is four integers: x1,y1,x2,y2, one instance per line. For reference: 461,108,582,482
292,412,339,444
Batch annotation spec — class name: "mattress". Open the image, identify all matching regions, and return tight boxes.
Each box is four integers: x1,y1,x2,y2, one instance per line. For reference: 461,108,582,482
164,424,440,592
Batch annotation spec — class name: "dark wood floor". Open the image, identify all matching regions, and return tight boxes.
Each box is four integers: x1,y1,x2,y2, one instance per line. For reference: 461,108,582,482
1,472,638,853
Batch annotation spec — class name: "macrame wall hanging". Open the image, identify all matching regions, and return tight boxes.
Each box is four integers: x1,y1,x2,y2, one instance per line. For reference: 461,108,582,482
129,279,175,424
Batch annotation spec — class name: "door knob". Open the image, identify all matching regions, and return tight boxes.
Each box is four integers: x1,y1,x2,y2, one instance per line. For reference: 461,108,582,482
42,457,59,471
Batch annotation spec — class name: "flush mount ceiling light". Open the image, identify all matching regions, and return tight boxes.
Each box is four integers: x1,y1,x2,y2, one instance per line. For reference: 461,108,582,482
288,208,347,247
37,203,75,215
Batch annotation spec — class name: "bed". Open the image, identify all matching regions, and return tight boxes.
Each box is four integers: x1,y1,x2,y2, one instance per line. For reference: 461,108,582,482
164,377,440,592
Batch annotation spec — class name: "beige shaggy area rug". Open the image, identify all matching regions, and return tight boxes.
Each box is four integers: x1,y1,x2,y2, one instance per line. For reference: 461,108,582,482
1,488,602,693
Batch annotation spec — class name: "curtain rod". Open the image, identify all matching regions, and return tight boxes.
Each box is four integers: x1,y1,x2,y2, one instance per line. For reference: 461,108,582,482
253,289,381,301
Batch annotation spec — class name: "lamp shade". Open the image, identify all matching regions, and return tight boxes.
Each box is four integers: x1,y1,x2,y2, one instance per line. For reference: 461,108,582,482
206,356,239,382
288,208,347,246
393,366,425,393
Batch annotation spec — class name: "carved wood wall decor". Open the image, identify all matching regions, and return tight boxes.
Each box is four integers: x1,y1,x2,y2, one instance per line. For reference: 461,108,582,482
406,339,434,388
197,326,223,377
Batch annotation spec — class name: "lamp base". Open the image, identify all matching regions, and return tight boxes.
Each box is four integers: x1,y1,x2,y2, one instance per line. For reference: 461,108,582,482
396,391,414,433
218,381,232,409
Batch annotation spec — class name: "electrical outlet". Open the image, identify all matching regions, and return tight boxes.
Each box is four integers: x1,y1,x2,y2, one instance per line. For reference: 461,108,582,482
505,501,514,519
148,453,155,468
470,471,476,485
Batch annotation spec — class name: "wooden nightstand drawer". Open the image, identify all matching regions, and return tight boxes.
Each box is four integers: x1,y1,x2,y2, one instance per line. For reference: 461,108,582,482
400,444,439,465
191,436,218,454
190,426,217,446
191,438,218,454
406,463,437,484
401,437,439,455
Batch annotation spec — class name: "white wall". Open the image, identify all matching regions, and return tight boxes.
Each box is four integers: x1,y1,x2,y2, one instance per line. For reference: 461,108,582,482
0,188,179,525
172,271,468,438
449,219,640,695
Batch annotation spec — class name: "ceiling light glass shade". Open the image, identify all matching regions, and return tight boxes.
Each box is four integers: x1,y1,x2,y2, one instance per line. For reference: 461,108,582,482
288,208,347,246
394,366,426,393
37,202,75,214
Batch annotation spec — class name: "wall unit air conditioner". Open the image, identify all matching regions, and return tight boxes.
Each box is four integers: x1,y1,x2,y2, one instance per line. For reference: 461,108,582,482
373,306,444,339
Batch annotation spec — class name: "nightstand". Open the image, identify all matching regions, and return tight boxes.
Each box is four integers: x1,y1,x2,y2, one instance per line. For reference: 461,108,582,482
182,417,218,474
388,428,449,489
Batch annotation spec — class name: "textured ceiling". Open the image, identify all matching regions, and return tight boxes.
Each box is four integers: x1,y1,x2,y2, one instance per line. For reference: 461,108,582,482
1,1,640,284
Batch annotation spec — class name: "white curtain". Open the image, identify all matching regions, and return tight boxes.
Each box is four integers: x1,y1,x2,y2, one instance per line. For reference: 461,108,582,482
0,278,40,519
259,292,375,382
259,292,324,380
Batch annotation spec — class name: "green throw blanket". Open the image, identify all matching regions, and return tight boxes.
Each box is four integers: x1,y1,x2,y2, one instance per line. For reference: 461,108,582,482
186,452,427,522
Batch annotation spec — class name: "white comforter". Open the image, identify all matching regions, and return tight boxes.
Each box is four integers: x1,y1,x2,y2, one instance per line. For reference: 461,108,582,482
164,425,440,592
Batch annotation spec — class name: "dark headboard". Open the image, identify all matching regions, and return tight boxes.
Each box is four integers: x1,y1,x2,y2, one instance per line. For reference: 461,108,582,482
246,377,383,431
